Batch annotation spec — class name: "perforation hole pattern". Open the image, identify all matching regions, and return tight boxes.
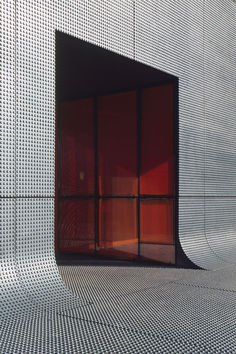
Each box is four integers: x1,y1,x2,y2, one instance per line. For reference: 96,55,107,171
1,1,236,352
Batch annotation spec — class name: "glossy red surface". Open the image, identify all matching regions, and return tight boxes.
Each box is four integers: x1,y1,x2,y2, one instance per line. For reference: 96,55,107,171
98,91,137,196
59,199,95,253
97,198,138,258
60,98,94,195
57,84,175,262
140,85,174,195
140,199,174,245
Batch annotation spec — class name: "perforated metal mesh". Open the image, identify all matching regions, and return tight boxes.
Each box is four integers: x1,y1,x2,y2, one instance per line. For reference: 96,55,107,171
1,262,236,353
0,0,15,197
1,0,236,352
179,198,227,270
59,264,236,353
204,0,236,197
16,0,55,197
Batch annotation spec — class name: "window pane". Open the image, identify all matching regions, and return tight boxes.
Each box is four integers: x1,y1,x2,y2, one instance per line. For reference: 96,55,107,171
97,198,138,258
140,84,174,195
140,244,175,264
60,98,94,195
59,199,95,253
98,91,137,196
140,199,174,244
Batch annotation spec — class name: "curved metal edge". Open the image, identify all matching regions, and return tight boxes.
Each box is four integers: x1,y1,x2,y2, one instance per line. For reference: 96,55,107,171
178,198,229,270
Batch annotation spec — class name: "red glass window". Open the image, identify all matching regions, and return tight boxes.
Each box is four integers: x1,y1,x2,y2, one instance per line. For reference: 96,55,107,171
140,84,174,195
97,198,138,258
57,85,175,262
140,243,175,264
98,91,137,196
140,199,174,245
60,98,94,195
59,199,95,252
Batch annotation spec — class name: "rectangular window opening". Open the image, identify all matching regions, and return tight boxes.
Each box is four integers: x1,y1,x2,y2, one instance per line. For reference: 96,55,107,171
55,31,178,265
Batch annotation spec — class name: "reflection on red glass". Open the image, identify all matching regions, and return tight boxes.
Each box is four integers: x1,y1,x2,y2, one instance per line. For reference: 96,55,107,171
98,91,137,196
140,84,174,195
59,199,95,253
140,244,175,264
140,199,174,245
60,98,94,195
57,85,175,262
97,199,138,258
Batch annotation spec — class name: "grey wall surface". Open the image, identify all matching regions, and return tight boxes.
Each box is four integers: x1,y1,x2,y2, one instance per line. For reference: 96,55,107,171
1,0,236,319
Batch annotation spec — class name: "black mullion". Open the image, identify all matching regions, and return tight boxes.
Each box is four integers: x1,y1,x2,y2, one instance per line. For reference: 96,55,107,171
60,194,95,199
173,79,179,264
60,195,139,199
140,194,174,200
137,89,142,257
57,101,62,255
100,195,137,199
94,96,99,253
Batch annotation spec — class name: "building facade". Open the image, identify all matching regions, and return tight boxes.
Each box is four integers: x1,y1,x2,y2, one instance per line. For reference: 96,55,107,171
1,1,236,317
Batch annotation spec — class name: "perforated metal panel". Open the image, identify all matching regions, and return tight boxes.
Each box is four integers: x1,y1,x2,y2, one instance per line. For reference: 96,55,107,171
58,264,236,353
179,197,226,270
0,0,15,197
1,1,236,352
203,0,236,265
15,198,89,313
204,0,236,197
0,199,37,319
12,0,135,313
1,0,136,335
205,198,236,264
16,0,55,197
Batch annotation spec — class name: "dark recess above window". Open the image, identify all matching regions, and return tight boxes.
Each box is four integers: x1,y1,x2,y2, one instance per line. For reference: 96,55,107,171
56,30,177,102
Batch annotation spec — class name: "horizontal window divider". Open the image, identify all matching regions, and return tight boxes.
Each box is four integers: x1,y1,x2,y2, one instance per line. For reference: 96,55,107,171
140,241,175,246
59,195,95,199
100,195,137,199
140,195,174,200
59,195,175,200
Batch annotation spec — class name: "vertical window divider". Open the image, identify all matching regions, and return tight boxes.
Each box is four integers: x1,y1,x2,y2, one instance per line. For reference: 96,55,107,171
94,96,99,253
56,101,62,255
173,80,179,263
137,89,142,258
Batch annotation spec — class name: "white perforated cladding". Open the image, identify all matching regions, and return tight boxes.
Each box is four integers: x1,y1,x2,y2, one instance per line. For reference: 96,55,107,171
1,1,236,352
1,0,236,340
1,0,137,320
0,0,15,197
16,1,55,197
204,0,236,196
